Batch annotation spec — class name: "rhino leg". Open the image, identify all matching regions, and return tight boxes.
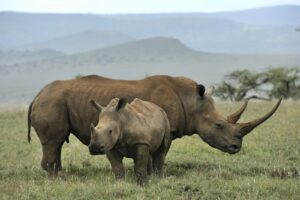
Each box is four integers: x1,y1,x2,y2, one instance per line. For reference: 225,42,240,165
31,99,70,177
134,144,150,186
33,121,69,176
147,156,153,175
152,136,171,177
41,143,64,176
152,152,165,177
106,149,125,179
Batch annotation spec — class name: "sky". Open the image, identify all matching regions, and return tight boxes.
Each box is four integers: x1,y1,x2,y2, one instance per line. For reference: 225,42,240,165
0,0,300,14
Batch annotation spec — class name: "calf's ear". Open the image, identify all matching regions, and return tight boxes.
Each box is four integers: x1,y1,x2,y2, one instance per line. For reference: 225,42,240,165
197,84,206,98
90,99,103,112
116,98,127,111
205,86,215,96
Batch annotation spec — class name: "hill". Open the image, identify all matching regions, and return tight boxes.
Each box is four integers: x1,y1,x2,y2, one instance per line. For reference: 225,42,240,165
67,37,202,64
1,5,300,54
1,37,299,103
207,5,300,26
22,30,135,54
0,12,116,49
0,49,64,65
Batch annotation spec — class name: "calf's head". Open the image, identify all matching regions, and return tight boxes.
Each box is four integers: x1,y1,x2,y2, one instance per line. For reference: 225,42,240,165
88,98,127,155
189,85,282,154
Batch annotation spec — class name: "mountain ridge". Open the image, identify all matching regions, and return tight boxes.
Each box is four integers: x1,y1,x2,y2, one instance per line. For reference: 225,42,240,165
1,5,299,53
1,36,299,103
22,30,135,53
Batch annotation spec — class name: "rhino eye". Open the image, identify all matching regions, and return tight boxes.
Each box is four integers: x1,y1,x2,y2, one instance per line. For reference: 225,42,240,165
215,123,223,129
109,129,112,134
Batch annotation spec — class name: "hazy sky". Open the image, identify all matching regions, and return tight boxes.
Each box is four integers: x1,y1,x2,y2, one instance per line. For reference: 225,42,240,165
0,0,299,13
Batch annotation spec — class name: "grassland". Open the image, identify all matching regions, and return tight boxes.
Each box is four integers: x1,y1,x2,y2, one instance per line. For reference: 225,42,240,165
0,101,299,200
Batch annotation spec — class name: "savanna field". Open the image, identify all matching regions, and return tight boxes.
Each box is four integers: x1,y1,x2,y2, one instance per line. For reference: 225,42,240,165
0,101,299,200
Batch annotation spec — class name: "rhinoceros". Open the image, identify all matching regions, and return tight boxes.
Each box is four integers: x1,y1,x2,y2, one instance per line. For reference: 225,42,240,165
27,75,281,175
89,97,171,185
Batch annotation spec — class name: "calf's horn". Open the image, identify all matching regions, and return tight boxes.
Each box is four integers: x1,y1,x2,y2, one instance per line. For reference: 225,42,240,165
227,100,248,123
90,123,96,132
239,98,282,137
90,99,103,111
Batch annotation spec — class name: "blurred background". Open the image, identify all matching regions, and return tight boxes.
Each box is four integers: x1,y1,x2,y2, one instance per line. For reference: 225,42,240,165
0,0,299,104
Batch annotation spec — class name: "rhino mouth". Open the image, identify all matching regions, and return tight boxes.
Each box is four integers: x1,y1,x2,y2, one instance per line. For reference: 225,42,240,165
226,144,241,154
200,136,241,154
89,144,106,155
220,144,241,154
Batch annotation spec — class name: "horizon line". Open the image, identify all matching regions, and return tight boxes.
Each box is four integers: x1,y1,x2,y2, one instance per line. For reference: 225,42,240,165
0,4,298,15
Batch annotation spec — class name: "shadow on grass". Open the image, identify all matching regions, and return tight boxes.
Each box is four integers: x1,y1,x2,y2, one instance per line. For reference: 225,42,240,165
248,166,299,178
165,161,300,179
166,161,220,177
2,160,298,183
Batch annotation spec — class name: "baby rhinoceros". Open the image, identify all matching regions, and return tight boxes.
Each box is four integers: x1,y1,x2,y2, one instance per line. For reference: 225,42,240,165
89,97,171,185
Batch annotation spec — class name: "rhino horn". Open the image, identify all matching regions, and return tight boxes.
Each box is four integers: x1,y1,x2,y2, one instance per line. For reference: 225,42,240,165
227,100,248,123
90,123,96,132
90,99,103,111
238,98,282,137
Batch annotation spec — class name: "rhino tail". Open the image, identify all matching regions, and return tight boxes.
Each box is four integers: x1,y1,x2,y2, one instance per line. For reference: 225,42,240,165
27,101,33,143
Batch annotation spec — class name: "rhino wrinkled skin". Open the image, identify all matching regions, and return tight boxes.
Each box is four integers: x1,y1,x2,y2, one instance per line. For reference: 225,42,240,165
89,97,171,185
27,75,281,176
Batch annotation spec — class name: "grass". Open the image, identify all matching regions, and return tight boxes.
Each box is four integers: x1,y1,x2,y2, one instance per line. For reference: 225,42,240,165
0,101,299,200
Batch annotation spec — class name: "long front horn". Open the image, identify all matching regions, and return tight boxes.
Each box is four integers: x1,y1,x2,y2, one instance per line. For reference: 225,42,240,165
239,98,282,137
227,100,248,123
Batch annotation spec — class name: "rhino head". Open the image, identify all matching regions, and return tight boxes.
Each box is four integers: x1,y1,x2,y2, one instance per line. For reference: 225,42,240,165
89,98,127,155
189,85,282,154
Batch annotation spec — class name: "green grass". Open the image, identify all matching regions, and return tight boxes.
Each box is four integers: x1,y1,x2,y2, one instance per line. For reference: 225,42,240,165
0,101,299,200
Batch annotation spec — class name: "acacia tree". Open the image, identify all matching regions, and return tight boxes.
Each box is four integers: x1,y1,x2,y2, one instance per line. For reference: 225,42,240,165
215,67,300,101
215,69,267,101
264,67,300,99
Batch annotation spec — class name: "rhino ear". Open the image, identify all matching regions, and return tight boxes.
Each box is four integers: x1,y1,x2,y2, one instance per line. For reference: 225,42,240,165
197,84,206,98
90,99,103,112
205,86,215,96
116,98,127,111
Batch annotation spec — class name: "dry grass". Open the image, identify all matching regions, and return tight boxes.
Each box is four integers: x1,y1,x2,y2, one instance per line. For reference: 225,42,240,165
0,101,299,199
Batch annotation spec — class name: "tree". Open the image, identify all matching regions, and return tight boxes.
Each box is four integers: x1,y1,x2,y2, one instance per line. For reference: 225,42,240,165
215,67,300,101
264,67,300,99
215,69,267,101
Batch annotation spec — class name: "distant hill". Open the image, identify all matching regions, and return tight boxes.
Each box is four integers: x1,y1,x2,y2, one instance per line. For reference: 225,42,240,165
207,5,300,26
6,37,202,68
23,30,135,53
4,37,300,69
70,37,203,64
106,5,300,26
1,5,300,54
0,49,64,65
1,37,300,103
0,12,116,48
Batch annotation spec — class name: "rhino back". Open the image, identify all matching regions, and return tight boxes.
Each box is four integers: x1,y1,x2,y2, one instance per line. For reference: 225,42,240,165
120,99,169,152
30,75,192,145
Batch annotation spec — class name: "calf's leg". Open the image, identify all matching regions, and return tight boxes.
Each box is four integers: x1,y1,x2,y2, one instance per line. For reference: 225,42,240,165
134,144,150,186
106,149,125,179
152,137,171,177
152,151,165,177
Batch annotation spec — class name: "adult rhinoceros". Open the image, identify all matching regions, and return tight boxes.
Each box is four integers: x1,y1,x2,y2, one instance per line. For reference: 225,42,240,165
27,75,281,175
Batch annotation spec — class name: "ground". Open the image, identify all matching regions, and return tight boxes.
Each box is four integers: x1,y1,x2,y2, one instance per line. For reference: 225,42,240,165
0,101,299,200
